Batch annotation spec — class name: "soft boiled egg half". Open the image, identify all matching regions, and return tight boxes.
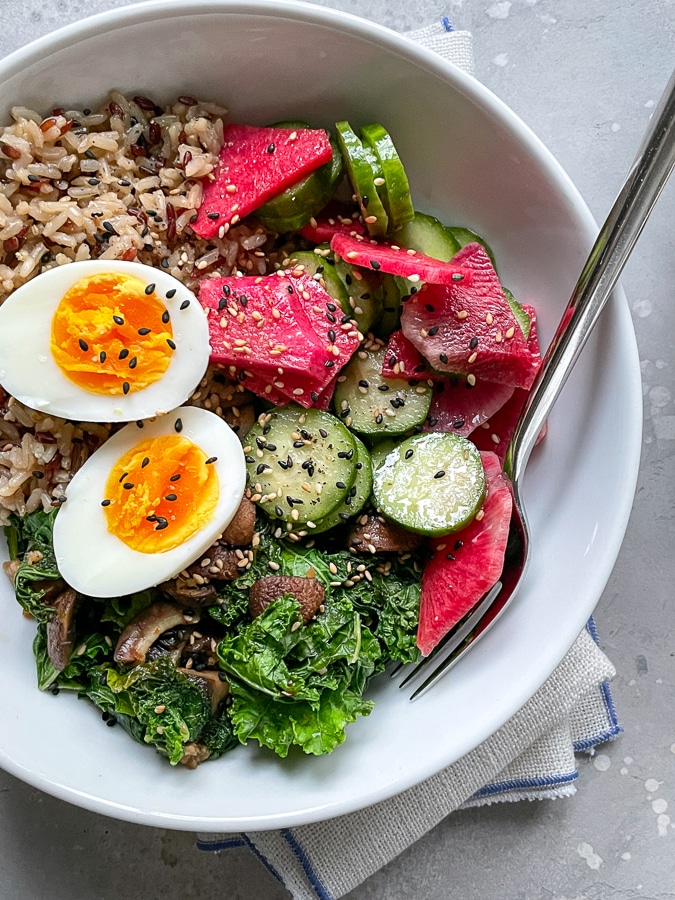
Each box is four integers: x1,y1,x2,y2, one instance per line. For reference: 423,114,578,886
53,406,246,598
0,260,210,422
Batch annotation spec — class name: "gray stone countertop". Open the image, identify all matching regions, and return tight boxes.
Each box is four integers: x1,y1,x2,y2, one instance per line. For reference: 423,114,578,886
0,1,673,898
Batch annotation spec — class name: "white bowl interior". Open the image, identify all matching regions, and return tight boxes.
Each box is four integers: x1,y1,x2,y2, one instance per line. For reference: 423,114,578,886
0,0,641,830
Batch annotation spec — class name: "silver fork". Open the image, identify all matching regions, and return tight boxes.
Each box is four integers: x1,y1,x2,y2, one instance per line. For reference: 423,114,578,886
396,67,675,700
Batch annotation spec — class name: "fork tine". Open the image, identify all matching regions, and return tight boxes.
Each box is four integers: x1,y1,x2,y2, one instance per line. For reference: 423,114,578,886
408,581,504,700
398,580,503,692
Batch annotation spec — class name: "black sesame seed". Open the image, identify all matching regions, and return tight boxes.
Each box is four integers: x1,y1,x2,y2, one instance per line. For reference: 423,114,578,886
106,718,117,727
166,288,177,299
454,540,464,551
138,327,151,335
205,456,217,465
118,471,129,483
293,440,304,448
319,428,328,438
118,348,129,360
345,273,352,286
275,505,284,517
335,481,346,490
123,482,134,490
155,520,169,531
84,149,96,159
266,443,277,452
428,325,439,336
144,283,156,295
378,384,390,392
239,294,248,307
425,304,435,312
375,413,383,424
101,499,111,507
141,457,150,468
123,382,130,395
167,339,176,350
174,418,183,433
129,356,138,369
78,338,88,352
453,419,465,429
369,259,381,270
428,416,438,427
328,329,336,342
180,299,190,310
164,494,177,501
310,391,319,402
256,463,266,475
434,470,445,479
99,351,107,363
339,408,350,419
113,315,124,326
358,379,369,389
326,302,336,312
102,220,116,234
88,177,100,186
470,336,479,349
161,310,170,324
445,553,456,561
326,312,336,323
207,212,220,220
405,449,414,460
325,360,335,368
245,455,255,464
410,286,418,295
170,473,181,481
439,353,448,364
267,143,276,153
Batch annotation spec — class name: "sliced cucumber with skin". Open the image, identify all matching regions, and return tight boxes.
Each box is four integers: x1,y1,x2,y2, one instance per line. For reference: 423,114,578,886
283,250,349,309
307,436,373,534
360,123,415,233
257,136,345,230
373,432,486,536
397,211,461,261
333,257,382,333
333,345,432,437
246,406,357,525
445,226,497,270
335,121,389,238
375,274,403,339
370,437,398,471
503,287,531,340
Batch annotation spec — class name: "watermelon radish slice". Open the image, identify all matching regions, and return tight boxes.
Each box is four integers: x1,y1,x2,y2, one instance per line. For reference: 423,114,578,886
193,124,333,239
470,305,546,459
425,378,515,438
330,233,474,287
400,244,541,390
417,451,512,656
299,202,366,243
381,329,442,381
200,273,360,407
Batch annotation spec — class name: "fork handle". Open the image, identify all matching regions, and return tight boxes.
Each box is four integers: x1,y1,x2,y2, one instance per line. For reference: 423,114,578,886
504,67,675,485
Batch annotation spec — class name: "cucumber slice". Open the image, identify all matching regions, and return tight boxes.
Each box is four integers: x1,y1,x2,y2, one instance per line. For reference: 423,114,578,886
284,250,349,309
503,287,531,340
397,211,460,261
361,122,415,232
333,345,432,437
335,121,389,238
308,436,373,533
246,406,357,525
257,136,345,230
370,437,398,470
375,274,402,339
445,226,497,270
333,257,382,333
373,432,486,536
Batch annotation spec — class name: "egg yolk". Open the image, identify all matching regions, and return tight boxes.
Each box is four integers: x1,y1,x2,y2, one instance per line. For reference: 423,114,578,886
103,434,219,553
50,272,174,396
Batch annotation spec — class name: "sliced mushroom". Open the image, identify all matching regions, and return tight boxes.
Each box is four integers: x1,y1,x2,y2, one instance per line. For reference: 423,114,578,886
348,515,425,554
186,544,242,582
46,588,79,672
159,579,217,605
249,575,325,624
220,497,256,547
114,602,201,666
223,403,255,441
177,667,229,714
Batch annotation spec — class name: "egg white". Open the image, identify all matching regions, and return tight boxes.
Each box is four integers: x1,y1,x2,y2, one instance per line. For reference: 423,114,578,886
0,260,210,422
53,406,246,598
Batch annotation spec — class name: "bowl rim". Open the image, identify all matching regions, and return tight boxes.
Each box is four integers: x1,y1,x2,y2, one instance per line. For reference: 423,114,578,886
0,0,642,831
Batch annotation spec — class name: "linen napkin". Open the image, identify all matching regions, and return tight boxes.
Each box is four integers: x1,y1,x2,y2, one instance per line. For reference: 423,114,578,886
197,18,622,898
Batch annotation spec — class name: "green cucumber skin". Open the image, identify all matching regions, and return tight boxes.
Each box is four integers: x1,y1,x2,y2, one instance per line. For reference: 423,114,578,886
246,406,357,525
445,226,498,270
502,287,531,339
360,123,415,233
335,121,389,238
397,211,460,262
373,432,487,537
307,436,373,534
333,258,382,334
333,346,432,437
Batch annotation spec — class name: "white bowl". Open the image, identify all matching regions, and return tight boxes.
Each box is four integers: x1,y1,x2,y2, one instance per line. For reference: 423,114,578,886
0,0,641,831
